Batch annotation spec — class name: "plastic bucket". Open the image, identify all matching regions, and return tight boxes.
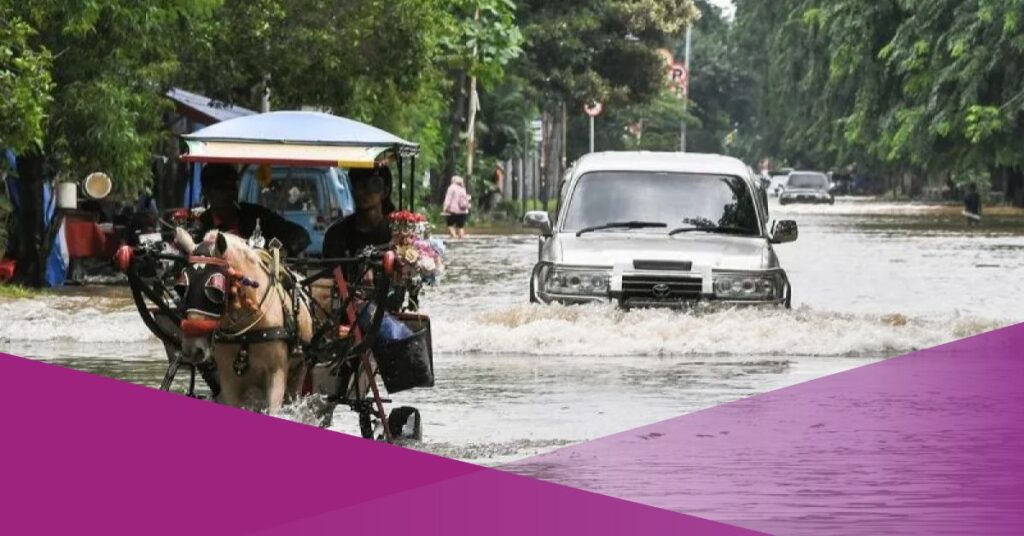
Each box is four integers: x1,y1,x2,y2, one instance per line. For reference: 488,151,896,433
374,313,434,394
57,182,78,210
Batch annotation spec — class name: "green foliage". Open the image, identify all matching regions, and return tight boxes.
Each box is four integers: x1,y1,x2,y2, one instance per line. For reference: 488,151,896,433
734,0,1024,182
513,0,698,106
440,0,524,87
4,0,220,195
0,16,53,154
176,0,455,171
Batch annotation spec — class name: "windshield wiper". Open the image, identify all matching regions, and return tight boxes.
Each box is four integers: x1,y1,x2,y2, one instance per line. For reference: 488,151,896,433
668,225,755,237
576,221,667,237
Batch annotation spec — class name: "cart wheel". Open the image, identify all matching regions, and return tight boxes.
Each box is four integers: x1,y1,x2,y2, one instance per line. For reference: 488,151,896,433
388,406,422,441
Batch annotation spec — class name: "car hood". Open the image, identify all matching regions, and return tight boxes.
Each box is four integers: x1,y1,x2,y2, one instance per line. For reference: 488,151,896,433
552,232,772,270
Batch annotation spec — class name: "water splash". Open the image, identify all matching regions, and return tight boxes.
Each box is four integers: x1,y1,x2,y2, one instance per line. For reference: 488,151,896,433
432,303,1007,358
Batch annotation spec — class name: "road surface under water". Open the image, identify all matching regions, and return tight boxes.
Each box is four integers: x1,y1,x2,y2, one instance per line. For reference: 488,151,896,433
1,198,1022,467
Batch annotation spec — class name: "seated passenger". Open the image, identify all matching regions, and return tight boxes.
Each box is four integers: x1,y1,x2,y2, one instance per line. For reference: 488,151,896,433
196,163,311,256
322,167,395,259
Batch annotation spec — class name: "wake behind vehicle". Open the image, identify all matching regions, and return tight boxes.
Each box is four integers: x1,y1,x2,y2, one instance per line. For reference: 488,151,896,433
524,152,798,309
779,171,834,205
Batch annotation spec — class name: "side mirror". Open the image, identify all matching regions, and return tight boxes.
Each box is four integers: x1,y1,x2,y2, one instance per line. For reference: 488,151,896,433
771,220,798,244
523,211,552,236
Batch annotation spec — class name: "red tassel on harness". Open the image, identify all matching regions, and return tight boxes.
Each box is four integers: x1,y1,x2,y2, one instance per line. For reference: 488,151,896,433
180,318,220,337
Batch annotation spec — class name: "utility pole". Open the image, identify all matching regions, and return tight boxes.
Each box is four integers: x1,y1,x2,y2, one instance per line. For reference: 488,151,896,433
589,115,595,153
464,7,481,187
680,25,691,152
261,73,271,113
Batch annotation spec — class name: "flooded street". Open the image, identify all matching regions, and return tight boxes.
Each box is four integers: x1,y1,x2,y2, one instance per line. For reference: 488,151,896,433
1,198,1021,466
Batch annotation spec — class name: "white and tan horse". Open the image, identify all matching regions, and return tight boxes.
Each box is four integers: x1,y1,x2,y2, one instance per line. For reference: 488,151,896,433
175,229,313,413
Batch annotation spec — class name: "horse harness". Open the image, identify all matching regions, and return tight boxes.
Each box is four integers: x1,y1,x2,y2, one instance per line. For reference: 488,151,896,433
182,246,308,376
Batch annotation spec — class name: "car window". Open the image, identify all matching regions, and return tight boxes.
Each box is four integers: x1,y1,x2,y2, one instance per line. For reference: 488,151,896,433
253,169,324,213
562,171,760,235
787,173,828,189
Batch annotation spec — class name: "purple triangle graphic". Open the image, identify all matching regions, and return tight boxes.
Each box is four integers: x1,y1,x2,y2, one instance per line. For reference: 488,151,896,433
506,324,1024,535
0,353,757,535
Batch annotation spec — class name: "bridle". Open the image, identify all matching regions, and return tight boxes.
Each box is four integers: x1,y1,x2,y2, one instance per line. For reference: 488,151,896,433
178,248,306,376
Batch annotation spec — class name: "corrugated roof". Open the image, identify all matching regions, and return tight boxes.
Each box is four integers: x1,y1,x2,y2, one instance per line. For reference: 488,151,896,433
165,88,257,124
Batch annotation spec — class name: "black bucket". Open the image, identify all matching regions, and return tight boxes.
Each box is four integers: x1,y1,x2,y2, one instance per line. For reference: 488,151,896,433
373,313,434,394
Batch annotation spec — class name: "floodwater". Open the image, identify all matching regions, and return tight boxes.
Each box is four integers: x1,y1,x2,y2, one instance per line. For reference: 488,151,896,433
1,198,1021,468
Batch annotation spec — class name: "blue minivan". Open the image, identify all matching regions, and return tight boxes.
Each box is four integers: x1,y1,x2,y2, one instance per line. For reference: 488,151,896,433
238,166,355,255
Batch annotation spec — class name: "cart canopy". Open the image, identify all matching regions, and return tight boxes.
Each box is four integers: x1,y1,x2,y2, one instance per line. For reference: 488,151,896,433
182,111,418,168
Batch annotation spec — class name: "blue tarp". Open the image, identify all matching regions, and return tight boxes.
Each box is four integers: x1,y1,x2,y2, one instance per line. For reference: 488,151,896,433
2,150,67,287
184,111,418,149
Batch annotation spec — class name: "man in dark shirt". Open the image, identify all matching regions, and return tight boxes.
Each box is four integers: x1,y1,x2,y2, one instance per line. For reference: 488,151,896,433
322,167,395,259
196,163,311,256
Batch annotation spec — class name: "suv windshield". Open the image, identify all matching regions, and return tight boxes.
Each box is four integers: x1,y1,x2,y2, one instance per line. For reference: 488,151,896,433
787,173,828,190
562,171,760,235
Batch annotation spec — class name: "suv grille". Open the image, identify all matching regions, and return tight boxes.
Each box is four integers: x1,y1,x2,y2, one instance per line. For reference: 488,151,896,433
621,275,703,301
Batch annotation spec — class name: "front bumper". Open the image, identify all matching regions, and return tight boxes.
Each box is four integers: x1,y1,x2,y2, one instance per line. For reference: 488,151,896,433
780,194,833,204
532,266,792,309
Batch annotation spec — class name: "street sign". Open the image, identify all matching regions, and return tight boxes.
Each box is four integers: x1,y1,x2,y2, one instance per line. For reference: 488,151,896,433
584,102,603,117
669,63,688,87
530,118,544,143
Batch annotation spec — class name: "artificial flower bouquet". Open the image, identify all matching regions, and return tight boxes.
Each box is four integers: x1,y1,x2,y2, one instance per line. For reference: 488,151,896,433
388,211,446,287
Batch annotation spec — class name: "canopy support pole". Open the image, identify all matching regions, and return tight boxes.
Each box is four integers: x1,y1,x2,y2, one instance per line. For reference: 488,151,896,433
410,156,417,212
397,156,405,211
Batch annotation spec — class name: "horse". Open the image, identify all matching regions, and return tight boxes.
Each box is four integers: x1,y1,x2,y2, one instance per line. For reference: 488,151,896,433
173,229,313,413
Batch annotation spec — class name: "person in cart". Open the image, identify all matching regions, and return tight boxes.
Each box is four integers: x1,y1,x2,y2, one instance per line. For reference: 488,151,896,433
196,163,311,256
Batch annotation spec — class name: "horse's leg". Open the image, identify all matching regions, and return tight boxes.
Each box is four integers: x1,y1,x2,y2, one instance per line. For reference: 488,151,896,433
266,365,287,414
262,344,289,414
214,346,245,408
285,357,308,403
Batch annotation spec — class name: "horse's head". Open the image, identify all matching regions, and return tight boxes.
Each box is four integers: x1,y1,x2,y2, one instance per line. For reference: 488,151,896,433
173,230,270,361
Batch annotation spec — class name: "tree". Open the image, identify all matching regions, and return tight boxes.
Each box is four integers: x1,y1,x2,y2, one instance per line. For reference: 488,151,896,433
2,1,218,286
434,0,523,200
734,0,1024,202
512,0,698,203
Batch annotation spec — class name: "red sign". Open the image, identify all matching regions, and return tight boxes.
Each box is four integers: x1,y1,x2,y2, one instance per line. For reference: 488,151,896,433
668,62,689,99
669,63,688,86
584,102,603,117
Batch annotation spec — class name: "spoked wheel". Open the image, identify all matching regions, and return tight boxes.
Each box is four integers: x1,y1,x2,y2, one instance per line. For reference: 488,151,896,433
388,406,422,441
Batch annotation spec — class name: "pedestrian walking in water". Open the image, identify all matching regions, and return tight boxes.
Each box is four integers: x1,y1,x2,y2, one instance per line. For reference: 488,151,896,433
963,183,982,226
442,175,471,239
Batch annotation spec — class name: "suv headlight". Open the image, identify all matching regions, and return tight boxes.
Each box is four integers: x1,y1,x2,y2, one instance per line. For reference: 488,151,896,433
541,265,612,296
713,272,784,301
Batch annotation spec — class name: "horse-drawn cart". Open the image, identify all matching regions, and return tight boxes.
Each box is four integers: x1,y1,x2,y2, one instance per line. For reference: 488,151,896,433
116,111,435,442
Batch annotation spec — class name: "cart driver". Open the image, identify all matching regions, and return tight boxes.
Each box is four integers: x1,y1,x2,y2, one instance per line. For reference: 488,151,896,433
322,167,396,259
196,163,311,256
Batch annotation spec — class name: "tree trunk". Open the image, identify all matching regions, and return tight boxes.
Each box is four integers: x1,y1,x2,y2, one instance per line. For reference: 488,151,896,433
541,105,565,212
13,153,47,287
440,70,468,205
465,73,479,197
1007,166,1024,207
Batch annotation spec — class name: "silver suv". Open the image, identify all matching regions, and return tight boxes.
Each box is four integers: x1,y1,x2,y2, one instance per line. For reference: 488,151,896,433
524,152,798,309
779,171,834,205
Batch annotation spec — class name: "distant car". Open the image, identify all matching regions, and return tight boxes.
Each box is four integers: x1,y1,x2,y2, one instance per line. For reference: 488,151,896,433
779,171,834,205
524,152,797,309
766,168,792,197
239,166,355,255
